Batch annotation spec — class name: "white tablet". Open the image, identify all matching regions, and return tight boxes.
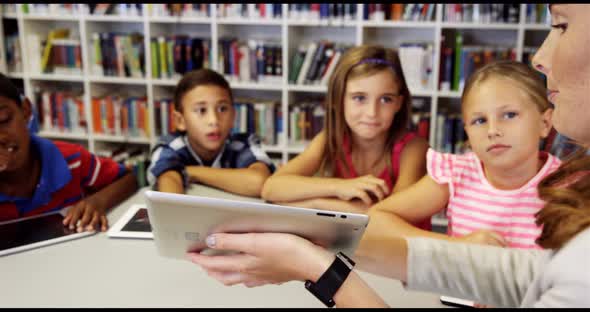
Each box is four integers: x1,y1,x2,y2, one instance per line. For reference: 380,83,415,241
144,190,370,260
0,210,96,257
107,204,153,239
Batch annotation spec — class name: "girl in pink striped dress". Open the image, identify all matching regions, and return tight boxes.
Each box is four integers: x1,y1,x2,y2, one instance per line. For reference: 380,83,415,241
366,61,561,250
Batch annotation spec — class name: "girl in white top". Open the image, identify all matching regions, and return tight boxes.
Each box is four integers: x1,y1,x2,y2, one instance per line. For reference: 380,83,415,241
187,4,590,308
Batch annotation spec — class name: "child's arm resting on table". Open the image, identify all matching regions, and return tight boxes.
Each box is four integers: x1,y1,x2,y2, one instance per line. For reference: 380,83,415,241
157,170,185,194
64,165,138,232
356,175,506,263
261,131,388,205
390,136,429,193
186,161,271,197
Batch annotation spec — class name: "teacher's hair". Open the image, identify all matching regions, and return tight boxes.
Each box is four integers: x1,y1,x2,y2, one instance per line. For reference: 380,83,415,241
536,150,590,249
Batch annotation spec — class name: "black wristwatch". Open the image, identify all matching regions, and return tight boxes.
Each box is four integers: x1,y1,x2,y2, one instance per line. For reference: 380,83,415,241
305,252,356,308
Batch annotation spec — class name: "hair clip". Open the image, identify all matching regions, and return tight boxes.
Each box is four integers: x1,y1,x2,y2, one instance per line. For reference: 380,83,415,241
355,58,396,67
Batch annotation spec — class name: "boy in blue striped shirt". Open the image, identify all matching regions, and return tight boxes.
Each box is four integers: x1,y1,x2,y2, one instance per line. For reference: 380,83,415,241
148,69,275,196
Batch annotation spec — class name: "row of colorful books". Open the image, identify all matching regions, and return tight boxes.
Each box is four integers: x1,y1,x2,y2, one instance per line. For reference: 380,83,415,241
91,32,145,78
525,4,551,24
232,100,283,146
153,99,177,138
410,112,431,141
88,4,142,16
289,41,352,86
33,90,86,134
149,4,209,18
443,4,520,24
288,4,357,22
433,113,468,155
91,95,150,138
217,4,282,19
288,102,325,143
364,4,436,22
21,4,83,15
150,36,211,79
25,28,81,75
96,147,150,188
219,38,282,84
4,33,22,73
439,33,517,92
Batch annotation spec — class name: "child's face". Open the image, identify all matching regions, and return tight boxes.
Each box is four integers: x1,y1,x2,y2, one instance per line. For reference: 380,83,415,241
462,78,553,171
175,85,235,158
343,69,402,142
0,96,31,173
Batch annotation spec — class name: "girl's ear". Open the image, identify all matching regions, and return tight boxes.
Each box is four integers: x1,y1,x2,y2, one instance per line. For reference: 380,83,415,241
540,108,554,138
173,109,187,132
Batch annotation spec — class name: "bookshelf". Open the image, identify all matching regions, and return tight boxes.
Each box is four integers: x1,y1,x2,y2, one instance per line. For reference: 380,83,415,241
2,4,552,227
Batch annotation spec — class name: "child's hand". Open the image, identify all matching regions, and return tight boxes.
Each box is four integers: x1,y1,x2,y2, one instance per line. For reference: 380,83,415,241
459,230,507,247
63,197,108,233
334,175,389,205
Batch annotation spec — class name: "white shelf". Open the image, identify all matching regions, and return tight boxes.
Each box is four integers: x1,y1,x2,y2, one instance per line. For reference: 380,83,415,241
2,13,18,19
6,72,24,79
437,90,462,98
84,14,143,23
431,216,448,227
93,134,151,144
524,23,551,31
151,78,178,86
149,16,211,24
22,13,79,21
261,144,284,153
38,131,88,140
89,76,147,85
441,22,520,30
362,20,437,28
230,81,283,91
411,89,435,97
288,19,357,27
287,84,327,93
286,142,308,154
217,18,282,26
29,73,84,82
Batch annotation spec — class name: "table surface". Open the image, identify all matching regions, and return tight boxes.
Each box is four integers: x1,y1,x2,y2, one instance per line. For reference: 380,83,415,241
0,185,447,308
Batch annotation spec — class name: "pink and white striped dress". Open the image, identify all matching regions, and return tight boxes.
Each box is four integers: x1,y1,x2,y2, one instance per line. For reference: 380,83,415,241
427,148,562,249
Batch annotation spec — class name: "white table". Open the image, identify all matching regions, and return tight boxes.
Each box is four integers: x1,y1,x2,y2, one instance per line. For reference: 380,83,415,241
0,185,447,308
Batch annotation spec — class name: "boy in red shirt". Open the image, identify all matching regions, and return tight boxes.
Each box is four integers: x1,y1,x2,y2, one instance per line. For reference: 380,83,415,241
0,73,137,232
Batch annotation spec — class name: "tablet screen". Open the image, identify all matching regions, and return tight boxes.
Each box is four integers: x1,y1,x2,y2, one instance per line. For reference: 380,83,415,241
0,213,75,252
120,207,151,233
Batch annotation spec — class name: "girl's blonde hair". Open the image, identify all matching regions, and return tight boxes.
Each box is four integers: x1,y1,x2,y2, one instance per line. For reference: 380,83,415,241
320,45,413,178
461,60,551,113
536,149,590,249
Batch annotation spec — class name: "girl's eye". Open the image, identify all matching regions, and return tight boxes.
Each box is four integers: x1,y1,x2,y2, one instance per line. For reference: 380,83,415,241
352,95,366,103
380,96,394,104
195,107,207,115
503,112,518,119
471,117,486,125
217,105,228,113
550,23,567,34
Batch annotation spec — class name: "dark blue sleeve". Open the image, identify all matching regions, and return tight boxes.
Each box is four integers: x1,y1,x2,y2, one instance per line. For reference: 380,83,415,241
234,134,276,173
147,145,188,186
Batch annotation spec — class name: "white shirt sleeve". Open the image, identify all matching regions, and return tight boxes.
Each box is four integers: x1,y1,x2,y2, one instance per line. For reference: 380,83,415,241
404,237,550,308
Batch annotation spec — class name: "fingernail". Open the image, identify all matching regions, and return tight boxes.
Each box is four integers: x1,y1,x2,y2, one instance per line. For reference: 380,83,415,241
206,235,216,248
